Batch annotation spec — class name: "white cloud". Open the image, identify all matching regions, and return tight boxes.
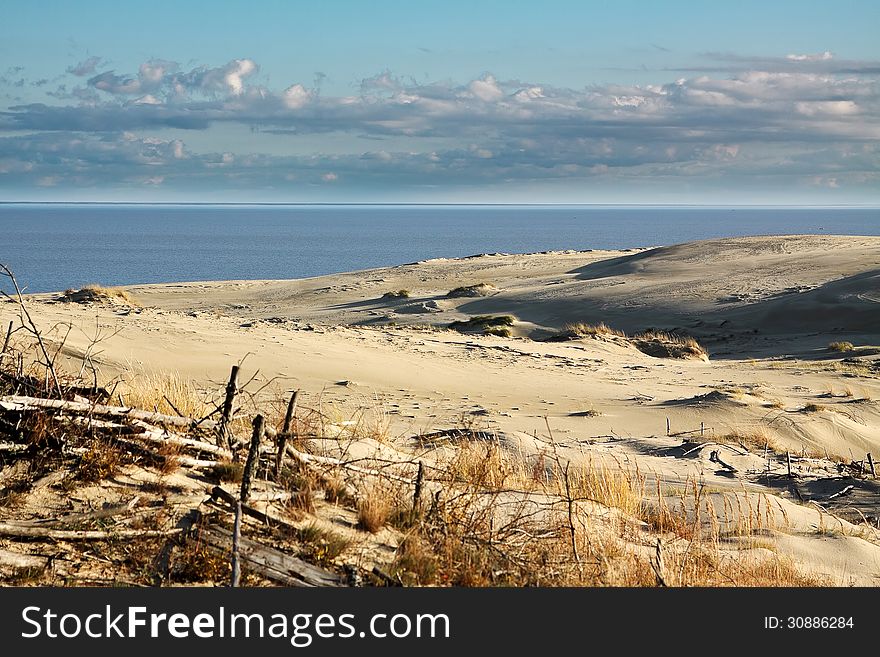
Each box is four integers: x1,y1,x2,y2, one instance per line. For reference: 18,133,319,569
468,75,503,102
282,84,311,109
786,51,834,62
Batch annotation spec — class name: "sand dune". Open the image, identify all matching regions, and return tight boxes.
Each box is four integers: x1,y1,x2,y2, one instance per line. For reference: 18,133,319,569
6,235,880,584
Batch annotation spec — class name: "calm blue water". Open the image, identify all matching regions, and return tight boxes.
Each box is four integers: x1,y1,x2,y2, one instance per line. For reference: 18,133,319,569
0,204,877,293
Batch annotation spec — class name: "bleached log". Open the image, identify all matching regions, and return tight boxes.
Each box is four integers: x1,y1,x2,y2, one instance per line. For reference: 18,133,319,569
0,524,183,541
0,548,49,570
0,395,217,430
284,443,416,485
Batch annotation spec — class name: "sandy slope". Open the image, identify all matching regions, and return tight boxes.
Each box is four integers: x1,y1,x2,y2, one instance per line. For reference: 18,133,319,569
6,235,880,584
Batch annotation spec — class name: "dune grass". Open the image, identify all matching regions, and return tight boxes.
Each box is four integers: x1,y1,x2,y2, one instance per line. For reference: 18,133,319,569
829,341,855,352
63,284,137,306
446,283,497,298
448,315,514,337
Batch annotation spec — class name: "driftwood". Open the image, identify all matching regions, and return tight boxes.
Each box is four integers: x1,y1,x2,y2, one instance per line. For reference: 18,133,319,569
0,548,49,570
827,485,855,500
0,524,183,541
240,415,263,502
193,524,342,587
275,390,298,478
709,450,738,473
3,497,141,528
231,501,242,588
0,395,218,430
210,486,300,534
285,443,416,485
218,365,239,448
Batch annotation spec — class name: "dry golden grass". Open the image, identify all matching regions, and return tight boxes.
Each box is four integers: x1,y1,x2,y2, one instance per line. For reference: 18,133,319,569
119,369,212,419
63,284,137,306
562,322,626,338
829,341,855,352
74,438,126,482
446,283,497,298
382,290,411,299
357,486,394,533
720,427,784,454
633,330,708,359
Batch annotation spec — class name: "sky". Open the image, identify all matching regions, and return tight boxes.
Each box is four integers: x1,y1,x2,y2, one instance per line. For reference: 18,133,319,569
0,0,878,203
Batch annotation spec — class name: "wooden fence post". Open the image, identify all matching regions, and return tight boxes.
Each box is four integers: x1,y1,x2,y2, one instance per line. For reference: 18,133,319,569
412,461,425,519
240,414,263,503
0,320,13,366
230,500,242,587
218,365,240,449
867,453,876,478
275,391,299,479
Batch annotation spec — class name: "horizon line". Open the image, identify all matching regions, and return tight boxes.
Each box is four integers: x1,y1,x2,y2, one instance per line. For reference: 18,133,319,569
2,201,878,209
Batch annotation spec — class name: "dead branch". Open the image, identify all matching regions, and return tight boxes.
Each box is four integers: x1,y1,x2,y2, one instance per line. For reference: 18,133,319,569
0,395,218,430
0,524,183,541
0,263,63,397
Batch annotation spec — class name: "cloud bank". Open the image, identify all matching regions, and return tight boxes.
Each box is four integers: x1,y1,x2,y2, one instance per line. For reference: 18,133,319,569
0,53,878,199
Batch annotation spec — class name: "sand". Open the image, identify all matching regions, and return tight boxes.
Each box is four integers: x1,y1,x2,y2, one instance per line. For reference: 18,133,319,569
5,234,880,584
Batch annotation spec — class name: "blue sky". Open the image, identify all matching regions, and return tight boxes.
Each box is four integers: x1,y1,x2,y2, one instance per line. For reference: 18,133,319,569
1,0,878,202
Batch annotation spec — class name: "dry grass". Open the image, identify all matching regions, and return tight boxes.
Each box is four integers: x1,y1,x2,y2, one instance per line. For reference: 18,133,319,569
446,283,497,298
382,290,411,299
561,322,626,338
829,341,855,352
720,427,784,454
555,323,708,359
633,330,708,359
62,285,137,306
297,522,352,565
448,315,514,337
211,460,244,483
119,369,212,419
74,438,126,482
357,486,394,533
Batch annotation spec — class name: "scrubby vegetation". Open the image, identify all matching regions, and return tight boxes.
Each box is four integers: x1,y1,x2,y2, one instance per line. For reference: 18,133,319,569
61,284,137,306
448,315,514,337
552,322,708,360
382,290,411,299
0,263,864,588
446,283,497,298
828,341,855,352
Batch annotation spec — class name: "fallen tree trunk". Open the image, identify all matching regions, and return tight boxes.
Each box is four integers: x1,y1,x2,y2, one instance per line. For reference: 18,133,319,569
193,524,342,587
284,443,416,485
0,395,218,431
0,524,183,541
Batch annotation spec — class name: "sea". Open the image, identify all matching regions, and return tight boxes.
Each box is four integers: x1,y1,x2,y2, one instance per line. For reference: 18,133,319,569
0,204,877,294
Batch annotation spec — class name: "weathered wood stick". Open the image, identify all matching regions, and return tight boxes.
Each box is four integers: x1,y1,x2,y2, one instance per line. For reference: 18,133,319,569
0,395,216,430
219,365,239,448
412,460,424,514
4,497,140,528
0,548,49,570
787,451,793,478
195,525,342,587
0,524,183,541
0,320,13,366
231,500,242,588
112,436,220,469
284,443,416,485
867,452,876,478
827,485,854,500
240,414,263,502
275,390,299,479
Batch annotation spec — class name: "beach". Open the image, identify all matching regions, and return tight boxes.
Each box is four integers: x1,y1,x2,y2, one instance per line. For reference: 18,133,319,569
2,234,878,585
